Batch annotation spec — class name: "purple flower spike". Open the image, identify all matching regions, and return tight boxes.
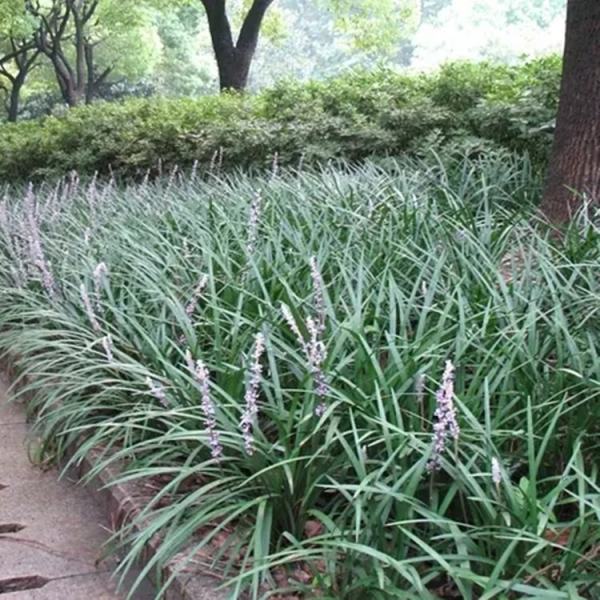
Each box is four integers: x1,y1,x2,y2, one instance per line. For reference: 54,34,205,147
240,333,266,455
102,335,114,362
426,360,460,472
80,283,101,332
185,274,208,318
93,262,108,311
310,256,326,333
281,257,329,417
25,186,57,299
246,192,262,256
194,360,223,460
146,377,168,407
492,457,502,487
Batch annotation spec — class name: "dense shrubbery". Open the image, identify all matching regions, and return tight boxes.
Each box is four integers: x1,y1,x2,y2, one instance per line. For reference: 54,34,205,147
1,154,599,598
0,56,561,182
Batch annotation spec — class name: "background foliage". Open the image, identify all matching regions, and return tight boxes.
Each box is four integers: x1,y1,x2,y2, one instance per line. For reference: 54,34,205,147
0,0,566,120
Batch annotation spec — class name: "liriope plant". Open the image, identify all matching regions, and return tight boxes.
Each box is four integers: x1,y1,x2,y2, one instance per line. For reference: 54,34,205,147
0,152,598,599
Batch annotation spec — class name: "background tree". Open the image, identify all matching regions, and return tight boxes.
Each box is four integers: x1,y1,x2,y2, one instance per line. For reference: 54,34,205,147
198,0,420,91
199,0,275,91
26,0,158,107
0,2,39,121
27,0,117,106
539,0,600,224
83,0,162,101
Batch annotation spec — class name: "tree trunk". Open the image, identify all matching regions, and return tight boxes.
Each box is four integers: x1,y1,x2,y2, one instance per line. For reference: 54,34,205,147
216,48,254,91
54,67,82,107
84,43,111,104
51,52,85,107
539,0,600,224
7,76,24,122
201,0,274,92
65,82,85,107
1,45,39,122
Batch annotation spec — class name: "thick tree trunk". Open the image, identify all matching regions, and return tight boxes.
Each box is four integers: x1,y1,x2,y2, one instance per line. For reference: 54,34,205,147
216,48,254,91
53,63,84,107
65,82,85,107
201,0,274,92
7,76,24,122
539,0,600,224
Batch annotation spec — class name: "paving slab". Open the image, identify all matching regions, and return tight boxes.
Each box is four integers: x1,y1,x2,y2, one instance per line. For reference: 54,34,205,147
1,572,124,600
0,390,26,426
0,375,155,600
0,425,42,479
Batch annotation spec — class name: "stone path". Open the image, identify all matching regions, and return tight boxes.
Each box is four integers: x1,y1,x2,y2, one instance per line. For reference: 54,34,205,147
0,375,155,600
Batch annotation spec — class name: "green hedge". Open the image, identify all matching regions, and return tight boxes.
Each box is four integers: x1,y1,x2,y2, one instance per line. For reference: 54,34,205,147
0,56,561,182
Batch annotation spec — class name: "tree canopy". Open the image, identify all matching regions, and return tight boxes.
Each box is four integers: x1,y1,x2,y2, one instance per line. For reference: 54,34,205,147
0,0,566,121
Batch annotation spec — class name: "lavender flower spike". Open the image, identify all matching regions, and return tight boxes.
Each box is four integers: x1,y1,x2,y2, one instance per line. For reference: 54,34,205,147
194,360,223,460
426,360,460,472
80,283,101,332
240,333,266,455
246,192,262,255
309,257,328,415
102,335,114,362
491,457,502,487
185,274,208,317
306,316,328,416
93,262,108,311
281,304,307,354
146,377,168,407
281,304,328,417
25,187,57,299
281,257,329,417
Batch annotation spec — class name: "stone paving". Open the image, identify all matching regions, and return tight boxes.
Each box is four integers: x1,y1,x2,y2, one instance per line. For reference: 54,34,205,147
0,375,155,600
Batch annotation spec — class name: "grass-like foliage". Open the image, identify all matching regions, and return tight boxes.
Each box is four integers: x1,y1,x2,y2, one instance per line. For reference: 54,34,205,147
0,153,599,599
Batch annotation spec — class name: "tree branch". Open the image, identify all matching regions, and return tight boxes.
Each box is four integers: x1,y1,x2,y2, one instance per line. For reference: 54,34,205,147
236,0,275,51
201,0,235,57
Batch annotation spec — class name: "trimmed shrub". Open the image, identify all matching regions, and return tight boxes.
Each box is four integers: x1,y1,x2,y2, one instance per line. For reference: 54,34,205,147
0,57,561,182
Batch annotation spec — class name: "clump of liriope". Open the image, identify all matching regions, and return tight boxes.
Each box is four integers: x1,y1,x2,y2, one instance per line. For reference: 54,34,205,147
0,155,598,599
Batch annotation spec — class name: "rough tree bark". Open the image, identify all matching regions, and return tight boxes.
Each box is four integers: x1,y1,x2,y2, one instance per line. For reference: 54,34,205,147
201,0,275,91
539,0,600,224
0,41,39,122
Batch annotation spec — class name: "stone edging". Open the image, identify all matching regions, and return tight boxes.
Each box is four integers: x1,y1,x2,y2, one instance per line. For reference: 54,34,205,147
1,362,226,600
